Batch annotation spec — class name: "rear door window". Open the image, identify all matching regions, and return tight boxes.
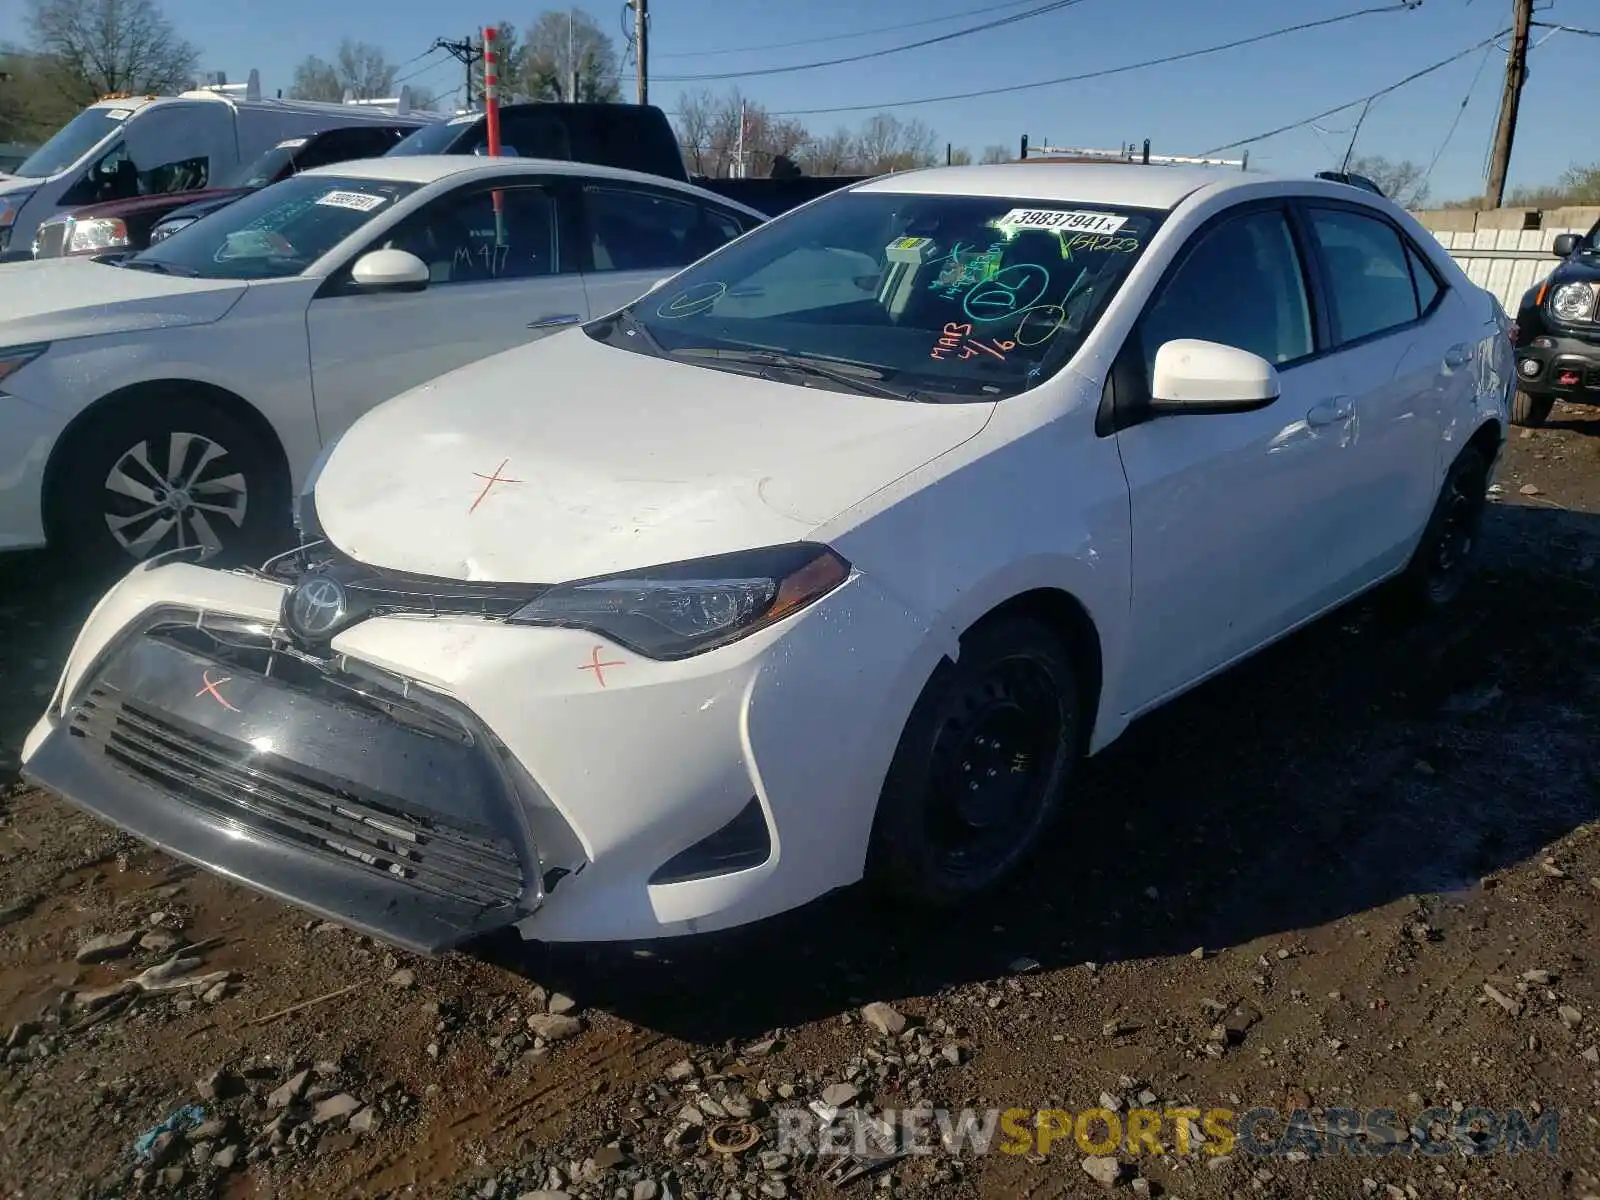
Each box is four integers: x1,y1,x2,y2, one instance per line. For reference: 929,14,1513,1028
1305,207,1422,344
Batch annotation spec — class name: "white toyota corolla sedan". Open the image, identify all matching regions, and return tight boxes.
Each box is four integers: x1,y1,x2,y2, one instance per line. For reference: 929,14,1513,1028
23,164,1514,953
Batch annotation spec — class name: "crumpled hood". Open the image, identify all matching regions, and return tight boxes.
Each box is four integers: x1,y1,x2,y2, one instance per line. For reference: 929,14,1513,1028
0,257,246,341
315,328,995,582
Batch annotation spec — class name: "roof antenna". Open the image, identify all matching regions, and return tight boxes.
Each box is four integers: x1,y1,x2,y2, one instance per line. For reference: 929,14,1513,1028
1340,98,1373,174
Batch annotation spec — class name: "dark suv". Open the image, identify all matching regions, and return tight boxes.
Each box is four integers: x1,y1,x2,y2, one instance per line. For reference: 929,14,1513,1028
1511,220,1600,426
32,123,421,258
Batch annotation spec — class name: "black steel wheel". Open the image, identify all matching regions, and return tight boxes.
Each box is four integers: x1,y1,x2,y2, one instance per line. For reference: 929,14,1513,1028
869,615,1081,905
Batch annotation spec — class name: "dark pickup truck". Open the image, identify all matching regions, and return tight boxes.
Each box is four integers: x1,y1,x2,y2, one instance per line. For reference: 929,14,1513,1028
32,122,421,257
1511,220,1600,426
393,104,866,217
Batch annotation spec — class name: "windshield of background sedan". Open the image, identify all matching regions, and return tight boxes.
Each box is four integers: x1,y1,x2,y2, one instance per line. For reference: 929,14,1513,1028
124,175,421,279
12,107,126,178
592,192,1161,401
224,143,300,190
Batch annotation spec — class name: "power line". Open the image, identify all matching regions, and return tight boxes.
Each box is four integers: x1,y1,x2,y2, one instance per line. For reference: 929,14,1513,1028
395,51,452,86
770,3,1416,117
1530,21,1600,37
1199,30,1509,155
1415,43,1496,197
652,0,1049,59
655,0,1090,83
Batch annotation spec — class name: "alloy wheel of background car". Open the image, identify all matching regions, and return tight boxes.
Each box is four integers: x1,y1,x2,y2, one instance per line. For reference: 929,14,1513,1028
47,392,290,574
868,615,1080,906
1511,390,1554,428
102,432,248,562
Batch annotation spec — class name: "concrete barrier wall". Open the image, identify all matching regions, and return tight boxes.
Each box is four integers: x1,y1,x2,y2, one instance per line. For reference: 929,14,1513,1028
1407,208,1596,312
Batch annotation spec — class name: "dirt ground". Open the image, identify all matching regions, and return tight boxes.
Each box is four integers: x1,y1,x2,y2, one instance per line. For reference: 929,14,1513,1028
0,401,1597,1200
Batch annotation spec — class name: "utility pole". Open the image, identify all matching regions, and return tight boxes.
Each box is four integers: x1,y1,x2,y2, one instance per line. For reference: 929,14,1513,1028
568,8,577,101
1485,0,1534,209
631,0,649,105
432,35,481,107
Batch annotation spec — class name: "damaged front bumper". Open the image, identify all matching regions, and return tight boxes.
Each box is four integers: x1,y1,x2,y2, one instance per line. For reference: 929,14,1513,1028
24,604,550,954
22,554,937,952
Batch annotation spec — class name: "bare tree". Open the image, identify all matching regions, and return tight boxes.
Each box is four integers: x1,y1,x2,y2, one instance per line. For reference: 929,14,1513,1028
980,143,1011,164
798,127,857,175
852,113,939,174
674,87,715,175
948,146,973,166
1,46,80,142
1345,154,1430,207
523,9,620,102
25,0,198,107
291,40,400,102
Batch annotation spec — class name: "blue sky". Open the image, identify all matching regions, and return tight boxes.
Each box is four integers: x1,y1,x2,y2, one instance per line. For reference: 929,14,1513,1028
5,0,1592,201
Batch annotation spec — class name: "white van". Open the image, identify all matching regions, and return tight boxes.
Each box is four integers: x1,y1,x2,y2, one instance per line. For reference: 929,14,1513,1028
0,71,444,260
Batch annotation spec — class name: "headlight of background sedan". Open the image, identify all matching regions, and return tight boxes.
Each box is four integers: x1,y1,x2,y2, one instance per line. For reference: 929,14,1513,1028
508,543,852,660
1550,281,1597,323
148,217,195,244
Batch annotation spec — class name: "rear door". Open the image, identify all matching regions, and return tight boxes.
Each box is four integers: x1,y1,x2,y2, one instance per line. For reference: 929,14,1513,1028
1295,200,1458,576
305,174,590,440
578,180,756,317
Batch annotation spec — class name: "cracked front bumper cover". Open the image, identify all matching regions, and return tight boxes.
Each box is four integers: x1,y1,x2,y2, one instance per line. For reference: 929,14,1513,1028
23,613,543,954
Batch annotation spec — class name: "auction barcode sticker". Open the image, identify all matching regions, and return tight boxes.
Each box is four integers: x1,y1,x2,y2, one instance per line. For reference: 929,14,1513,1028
315,190,389,213
994,209,1128,235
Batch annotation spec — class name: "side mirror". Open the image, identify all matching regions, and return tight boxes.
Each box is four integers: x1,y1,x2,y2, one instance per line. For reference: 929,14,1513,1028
1150,338,1280,413
472,144,521,157
1552,233,1579,258
349,248,429,293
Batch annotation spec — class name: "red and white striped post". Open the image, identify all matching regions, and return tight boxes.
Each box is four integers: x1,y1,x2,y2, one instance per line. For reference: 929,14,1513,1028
482,26,504,245
482,25,502,156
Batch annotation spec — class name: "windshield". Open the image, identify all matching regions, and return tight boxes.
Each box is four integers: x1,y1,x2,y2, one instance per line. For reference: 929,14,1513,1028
224,142,304,189
13,106,130,178
388,119,473,156
592,191,1161,401
124,174,420,280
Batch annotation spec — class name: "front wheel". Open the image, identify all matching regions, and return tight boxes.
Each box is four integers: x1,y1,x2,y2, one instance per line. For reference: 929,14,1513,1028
47,393,290,575
1511,390,1554,427
867,615,1081,906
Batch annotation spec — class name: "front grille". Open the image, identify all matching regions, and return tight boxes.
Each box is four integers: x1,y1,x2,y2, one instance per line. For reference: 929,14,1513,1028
32,220,66,258
66,618,529,913
264,541,548,621
1585,366,1600,389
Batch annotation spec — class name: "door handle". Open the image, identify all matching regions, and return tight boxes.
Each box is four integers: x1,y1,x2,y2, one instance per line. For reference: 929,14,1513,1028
1306,396,1354,427
528,313,582,330
1444,343,1472,368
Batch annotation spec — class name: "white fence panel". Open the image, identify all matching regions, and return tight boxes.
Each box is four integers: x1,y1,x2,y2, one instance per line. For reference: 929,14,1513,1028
1421,226,1586,313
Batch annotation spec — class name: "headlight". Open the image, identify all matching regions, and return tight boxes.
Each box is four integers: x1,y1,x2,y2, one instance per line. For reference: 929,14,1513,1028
0,342,50,388
62,215,130,255
148,217,195,244
507,543,852,659
1550,281,1596,323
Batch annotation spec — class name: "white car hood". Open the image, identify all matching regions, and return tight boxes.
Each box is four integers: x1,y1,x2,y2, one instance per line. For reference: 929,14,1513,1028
0,258,245,341
315,328,995,582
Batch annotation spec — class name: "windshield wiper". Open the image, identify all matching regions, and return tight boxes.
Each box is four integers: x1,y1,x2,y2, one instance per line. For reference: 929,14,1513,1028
607,307,667,356
116,258,198,276
673,347,918,400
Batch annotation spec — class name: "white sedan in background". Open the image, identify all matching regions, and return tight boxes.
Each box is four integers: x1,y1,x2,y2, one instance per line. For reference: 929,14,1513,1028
24,164,1512,953
0,156,764,568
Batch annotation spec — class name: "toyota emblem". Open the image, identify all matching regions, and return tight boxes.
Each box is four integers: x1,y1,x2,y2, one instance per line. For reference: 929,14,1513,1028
286,575,348,640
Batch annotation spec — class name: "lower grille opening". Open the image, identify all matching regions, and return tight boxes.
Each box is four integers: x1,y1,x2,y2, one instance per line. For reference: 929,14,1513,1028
74,682,525,912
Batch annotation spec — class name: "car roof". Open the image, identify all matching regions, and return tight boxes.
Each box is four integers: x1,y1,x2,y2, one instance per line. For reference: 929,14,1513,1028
852,163,1285,210
298,155,765,215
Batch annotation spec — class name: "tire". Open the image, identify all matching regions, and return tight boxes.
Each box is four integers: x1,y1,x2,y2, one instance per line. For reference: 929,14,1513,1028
47,392,290,575
1511,390,1554,427
1388,445,1492,616
867,615,1081,906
